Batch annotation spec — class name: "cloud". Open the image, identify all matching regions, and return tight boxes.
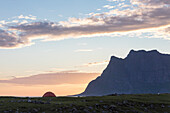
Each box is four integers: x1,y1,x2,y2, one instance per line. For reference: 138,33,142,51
0,24,3,27
0,20,6,24
131,0,170,6
103,5,115,9
0,29,31,48
18,15,36,20
164,27,170,34
0,71,100,85
0,0,170,49
82,60,109,67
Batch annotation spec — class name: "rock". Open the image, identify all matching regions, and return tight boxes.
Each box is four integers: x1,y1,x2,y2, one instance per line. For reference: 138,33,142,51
32,108,38,112
119,109,128,113
161,104,165,108
117,102,123,106
144,107,148,112
40,101,45,104
69,104,73,106
99,100,103,103
27,99,32,103
82,100,86,102
95,104,99,107
71,108,77,111
80,50,170,96
33,100,44,104
17,100,22,103
103,105,108,109
9,100,14,103
123,100,127,104
8,110,12,112
150,104,154,108
13,100,17,102
45,101,50,104
22,100,26,102
141,104,145,107
129,106,134,109
83,108,90,113
110,105,116,108
131,110,138,113
88,106,93,110
1,100,4,103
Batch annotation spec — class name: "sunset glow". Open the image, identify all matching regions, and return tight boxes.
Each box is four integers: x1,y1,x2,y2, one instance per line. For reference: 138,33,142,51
0,0,170,96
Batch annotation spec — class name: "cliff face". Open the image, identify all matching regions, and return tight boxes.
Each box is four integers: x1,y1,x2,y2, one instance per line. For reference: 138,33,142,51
80,50,170,96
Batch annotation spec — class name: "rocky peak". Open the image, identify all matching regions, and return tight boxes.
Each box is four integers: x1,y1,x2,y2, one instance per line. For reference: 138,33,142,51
126,49,160,59
80,50,170,96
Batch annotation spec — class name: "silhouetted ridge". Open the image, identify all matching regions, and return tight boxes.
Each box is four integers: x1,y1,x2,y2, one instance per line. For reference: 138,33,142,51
126,50,160,59
80,50,170,96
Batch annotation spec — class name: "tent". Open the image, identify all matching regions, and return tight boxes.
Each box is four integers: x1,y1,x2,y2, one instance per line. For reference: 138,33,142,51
43,91,56,97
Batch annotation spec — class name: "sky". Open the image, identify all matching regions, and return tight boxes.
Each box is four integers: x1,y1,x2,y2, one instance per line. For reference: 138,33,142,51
0,0,170,96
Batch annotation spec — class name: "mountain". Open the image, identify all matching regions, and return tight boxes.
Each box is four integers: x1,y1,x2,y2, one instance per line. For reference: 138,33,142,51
80,50,170,96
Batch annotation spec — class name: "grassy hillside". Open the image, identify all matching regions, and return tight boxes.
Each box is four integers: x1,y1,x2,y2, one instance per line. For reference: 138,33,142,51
0,94,169,113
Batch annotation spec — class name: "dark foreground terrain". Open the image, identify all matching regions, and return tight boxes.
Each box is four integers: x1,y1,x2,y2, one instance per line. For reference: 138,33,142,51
0,94,169,113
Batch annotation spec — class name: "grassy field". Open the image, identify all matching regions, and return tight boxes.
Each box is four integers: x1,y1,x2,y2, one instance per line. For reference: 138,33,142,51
0,94,170,113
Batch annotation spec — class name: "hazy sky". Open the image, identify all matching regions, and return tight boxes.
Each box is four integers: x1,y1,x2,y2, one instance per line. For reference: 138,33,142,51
0,0,170,96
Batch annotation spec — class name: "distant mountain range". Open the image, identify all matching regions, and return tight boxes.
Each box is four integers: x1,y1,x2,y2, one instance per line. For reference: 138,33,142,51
79,50,170,96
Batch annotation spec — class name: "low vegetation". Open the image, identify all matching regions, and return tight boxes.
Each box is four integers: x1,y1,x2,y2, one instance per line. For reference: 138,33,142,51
0,94,169,113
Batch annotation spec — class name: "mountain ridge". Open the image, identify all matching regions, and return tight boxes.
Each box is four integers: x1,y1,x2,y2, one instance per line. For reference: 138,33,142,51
79,50,170,96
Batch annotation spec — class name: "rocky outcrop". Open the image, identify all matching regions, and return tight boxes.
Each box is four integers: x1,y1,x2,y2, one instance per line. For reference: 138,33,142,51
80,50,170,96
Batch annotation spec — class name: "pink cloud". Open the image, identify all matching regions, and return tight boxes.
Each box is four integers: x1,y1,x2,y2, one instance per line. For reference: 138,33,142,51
0,71,100,85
